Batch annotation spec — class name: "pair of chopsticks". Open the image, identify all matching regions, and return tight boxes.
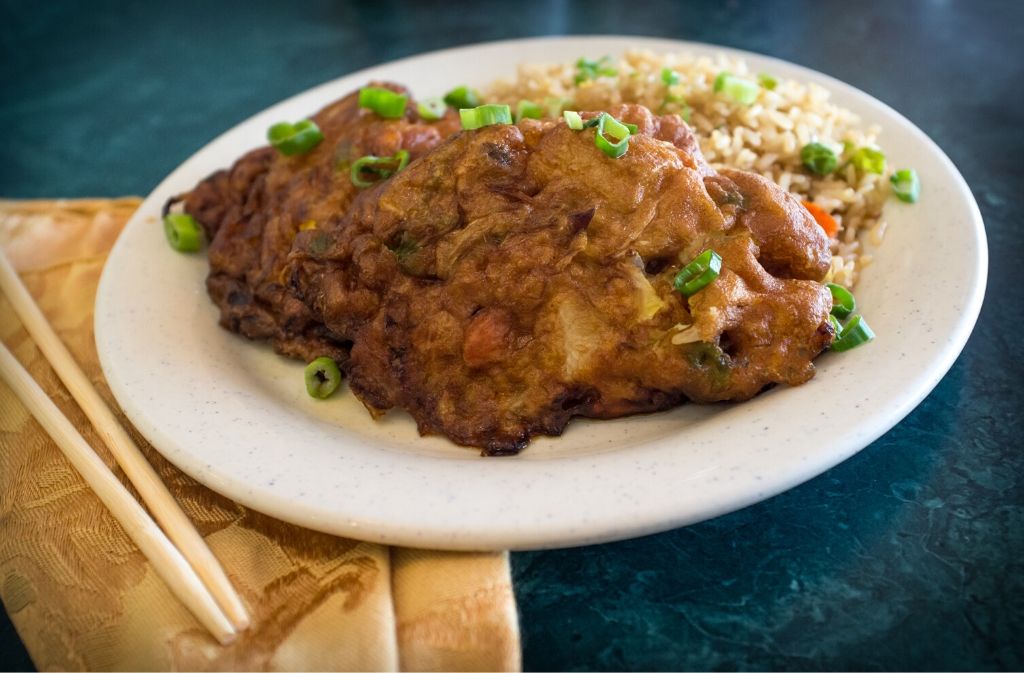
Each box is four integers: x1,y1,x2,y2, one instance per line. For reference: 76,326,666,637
0,251,249,645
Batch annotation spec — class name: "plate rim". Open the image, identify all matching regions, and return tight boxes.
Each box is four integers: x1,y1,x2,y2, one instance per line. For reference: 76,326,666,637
95,35,988,550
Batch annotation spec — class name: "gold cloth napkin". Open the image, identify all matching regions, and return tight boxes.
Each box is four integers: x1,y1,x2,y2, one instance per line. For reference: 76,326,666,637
0,199,521,672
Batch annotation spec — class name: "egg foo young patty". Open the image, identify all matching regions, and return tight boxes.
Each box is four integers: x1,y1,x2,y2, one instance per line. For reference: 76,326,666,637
178,85,835,455
284,102,834,454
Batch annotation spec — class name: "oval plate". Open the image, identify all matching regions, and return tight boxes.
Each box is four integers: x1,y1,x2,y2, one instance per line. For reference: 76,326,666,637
95,36,986,550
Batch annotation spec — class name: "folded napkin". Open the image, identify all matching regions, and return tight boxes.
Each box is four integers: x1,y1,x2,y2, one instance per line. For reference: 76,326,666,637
0,199,521,671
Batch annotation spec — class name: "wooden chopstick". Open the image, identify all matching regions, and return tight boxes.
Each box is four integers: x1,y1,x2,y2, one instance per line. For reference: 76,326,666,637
0,343,237,645
0,251,250,633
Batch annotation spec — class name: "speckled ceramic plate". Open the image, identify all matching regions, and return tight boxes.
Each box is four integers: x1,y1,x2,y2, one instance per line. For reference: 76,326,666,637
95,36,986,551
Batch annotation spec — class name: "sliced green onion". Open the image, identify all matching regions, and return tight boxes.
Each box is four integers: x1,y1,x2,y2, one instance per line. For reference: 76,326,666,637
661,67,681,86
459,104,512,130
358,87,408,119
850,147,886,174
304,356,342,399
826,282,856,318
267,120,324,156
623,122,639,134
713,71,759,105
443,85,479,110
417,97,447,121
831,314,875,352
828,314,844,339
757,73,778,90
563,110,584,130
163,213,203,252
545,96,568,117
515,99,544,121
575,56,617,84
350,149,410,188
581,115,603,129
674,250,723,297
801,142,838,175
595,113,631,159
891,168,921,203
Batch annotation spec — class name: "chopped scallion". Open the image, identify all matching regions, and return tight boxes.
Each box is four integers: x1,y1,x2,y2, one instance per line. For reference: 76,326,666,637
545,96,568,117
459,104,513,130
443,85,480,109
267,119,324,156
350,149,410,188
304,356,342,399
674,250,723,297
757,73,778,90
661,67,681,86
850,147,886,174
417,97,447,121
828,314,844,339
594,113,631,159
891,168,921,203
713,71,759,105
163,213,203,252
515,99,544,121
563,110,584,130
826,282,856,318
358,87,408,119
831,314,875,351
575,56,617,84
801,142,838,175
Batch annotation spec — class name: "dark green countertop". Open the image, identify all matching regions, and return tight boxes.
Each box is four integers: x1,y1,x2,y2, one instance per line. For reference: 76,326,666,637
2,1,1022,670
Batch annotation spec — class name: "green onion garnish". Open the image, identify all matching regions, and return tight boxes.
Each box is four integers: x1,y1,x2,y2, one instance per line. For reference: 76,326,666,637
304,356,342,399
826,283,856,318
831,314,875,352
417,97,447,121
828,314,843,339
163,213,203,252
674,250,723,296
515,99,544,121
661,67,681,86
443,85,480,110
594,113,631,159
801,142,838,175
713,71,759,105
575,56,617,84
358,87,408,119
891,168,921,203
459,104,513,130
350,149,410,188
850,147,886,174
545,96,568,117
757,73,778,91
623,122,639,134
267,120,324,156
563,110,584,130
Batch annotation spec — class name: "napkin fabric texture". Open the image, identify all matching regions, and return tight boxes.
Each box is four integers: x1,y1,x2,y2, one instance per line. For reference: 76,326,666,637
0,199,521,671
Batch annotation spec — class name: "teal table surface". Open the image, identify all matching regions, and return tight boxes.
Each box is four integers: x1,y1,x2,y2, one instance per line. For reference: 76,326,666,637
2,1,1022,670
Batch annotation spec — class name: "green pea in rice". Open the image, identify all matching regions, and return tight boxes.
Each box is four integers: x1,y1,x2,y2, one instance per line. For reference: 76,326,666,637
483,49,893,288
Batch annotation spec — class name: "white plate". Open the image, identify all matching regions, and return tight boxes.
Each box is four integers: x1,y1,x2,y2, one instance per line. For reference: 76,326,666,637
95,37,987,551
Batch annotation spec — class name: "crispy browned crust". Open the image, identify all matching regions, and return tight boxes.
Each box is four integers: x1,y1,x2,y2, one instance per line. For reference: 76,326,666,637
176,84,461,363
